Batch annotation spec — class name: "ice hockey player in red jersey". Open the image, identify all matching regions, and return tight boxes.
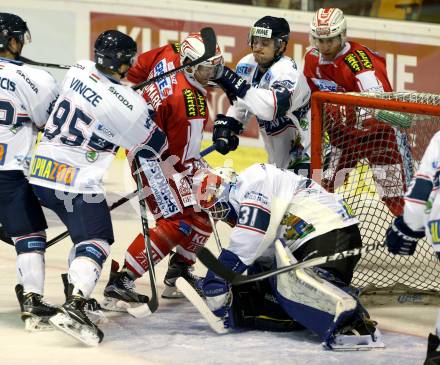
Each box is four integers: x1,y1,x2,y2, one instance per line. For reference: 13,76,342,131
303,8,412,216
102,33,225,309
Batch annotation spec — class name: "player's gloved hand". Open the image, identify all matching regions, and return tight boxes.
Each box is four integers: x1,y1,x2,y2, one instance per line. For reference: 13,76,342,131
213,114,243,155
385,216,425,255
203,249,247,324
214,66,250,102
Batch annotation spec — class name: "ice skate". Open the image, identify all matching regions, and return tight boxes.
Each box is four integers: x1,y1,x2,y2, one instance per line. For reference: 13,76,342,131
49,284,103,346
162,252,204,299
15,284,58,332
102,260,149,312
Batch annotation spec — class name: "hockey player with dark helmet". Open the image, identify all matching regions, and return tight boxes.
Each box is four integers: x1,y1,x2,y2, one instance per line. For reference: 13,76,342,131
0,13,31,59
248,16,290,69
94,30,137,79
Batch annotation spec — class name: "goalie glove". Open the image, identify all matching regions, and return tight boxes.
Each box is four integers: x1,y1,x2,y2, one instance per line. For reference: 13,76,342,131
212,114,243,155
385,216,425,255
214,66,250,102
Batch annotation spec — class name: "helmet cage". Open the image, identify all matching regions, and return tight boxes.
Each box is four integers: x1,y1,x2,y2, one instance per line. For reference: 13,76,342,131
196,167,238,221
180,33,224,82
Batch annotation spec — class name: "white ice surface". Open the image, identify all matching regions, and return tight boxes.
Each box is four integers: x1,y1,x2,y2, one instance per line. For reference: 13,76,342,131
0,160,433,365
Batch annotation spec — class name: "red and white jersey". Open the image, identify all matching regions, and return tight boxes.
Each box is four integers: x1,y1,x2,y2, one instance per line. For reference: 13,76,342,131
227,163,358,265
303,41,392,93
128,43,209,175
0,57,58,172
403,131,440,249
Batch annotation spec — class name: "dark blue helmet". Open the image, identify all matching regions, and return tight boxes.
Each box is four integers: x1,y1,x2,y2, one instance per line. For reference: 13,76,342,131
94,30,137,73
249,16,290,47
0,13,31,51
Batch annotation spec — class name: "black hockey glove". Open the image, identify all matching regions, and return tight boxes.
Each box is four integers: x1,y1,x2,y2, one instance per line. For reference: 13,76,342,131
213,114,243,155
215,66,250,102
385,216,425,255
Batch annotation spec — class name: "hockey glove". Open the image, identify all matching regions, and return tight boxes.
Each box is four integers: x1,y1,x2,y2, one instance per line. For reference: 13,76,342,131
385,216,425,255
213,114,243,155
203,249,247,321
214,66,250,102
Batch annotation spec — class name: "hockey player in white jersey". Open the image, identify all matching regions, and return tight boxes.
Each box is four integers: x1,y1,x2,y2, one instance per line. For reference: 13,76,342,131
212,16,311,174
385,131,440,364
0,13,59,330
195,164,383,349
28,30,174,346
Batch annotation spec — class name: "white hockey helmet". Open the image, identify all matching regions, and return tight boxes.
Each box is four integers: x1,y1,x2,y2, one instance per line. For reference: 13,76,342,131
310,8,347,44
194,167,238,221
180,32,224,83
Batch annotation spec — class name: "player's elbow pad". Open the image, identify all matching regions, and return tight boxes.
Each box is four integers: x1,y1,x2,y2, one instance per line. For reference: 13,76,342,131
135,128,168,160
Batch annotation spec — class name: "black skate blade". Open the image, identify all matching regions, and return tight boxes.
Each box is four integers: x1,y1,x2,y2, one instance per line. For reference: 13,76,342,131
49,313,102,346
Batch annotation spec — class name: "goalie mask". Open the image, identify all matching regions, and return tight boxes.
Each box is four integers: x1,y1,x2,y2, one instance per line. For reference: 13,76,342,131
195,167,238,221
94,30,137,77
310,8,347,45
0,13,31,58
180,33,224,85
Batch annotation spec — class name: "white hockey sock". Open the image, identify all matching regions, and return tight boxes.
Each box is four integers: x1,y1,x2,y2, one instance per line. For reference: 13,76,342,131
16,252,45,295
68,257,101,298
67,245,76,267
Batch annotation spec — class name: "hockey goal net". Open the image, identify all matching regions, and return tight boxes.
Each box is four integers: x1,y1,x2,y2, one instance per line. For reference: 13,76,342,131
311,91,440,304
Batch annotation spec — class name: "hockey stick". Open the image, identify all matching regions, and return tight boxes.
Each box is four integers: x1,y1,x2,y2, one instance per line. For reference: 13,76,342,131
197,241,384,285
131,27,217,91
18,56,71,69
125,156,159,317
207,213,223,252
0,190,139,248
200,144,216,157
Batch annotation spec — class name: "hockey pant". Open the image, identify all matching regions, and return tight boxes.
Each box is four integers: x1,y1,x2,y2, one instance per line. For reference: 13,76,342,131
323,115,411,216
123,212,212,277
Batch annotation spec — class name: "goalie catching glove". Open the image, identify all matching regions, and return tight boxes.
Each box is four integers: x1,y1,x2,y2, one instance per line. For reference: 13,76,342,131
385,216,425,255
212,114,243,155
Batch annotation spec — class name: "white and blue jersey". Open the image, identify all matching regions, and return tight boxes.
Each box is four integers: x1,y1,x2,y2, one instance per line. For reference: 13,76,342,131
29,60,166,194
227,163,358,265
403,131,440,252
0,57,58,172
226,54,311,169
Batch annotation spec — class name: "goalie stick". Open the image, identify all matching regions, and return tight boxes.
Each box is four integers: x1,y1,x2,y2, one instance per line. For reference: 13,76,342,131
197,241,384,285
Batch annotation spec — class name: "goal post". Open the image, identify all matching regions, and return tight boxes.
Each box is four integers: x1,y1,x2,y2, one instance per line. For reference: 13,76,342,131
311,91,440,305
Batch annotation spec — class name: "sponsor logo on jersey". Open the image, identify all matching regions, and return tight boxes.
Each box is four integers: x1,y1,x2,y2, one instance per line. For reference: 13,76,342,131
183,88,206,118
30,155,78,186
281,213,315,242
16,70,38,94
86,151,98,163
344,53,363,73
97,123,115,138
430,220,440,244
355,50,373,69
140,158,180,218
0,143,7,166
0,76,16,91
144,83,162,110
108,86,133,110
236,64,253,77
171,42,180,54
173,172,196,207
311,78,339,92
154,59,173,99
72,63,85,70
243,191,269,207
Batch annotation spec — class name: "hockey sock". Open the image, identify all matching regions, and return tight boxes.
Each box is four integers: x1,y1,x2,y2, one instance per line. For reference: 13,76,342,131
69,257,101,298
16,252,45,295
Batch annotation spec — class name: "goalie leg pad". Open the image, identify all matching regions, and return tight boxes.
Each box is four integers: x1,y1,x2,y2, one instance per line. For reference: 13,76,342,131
273,240,358,341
